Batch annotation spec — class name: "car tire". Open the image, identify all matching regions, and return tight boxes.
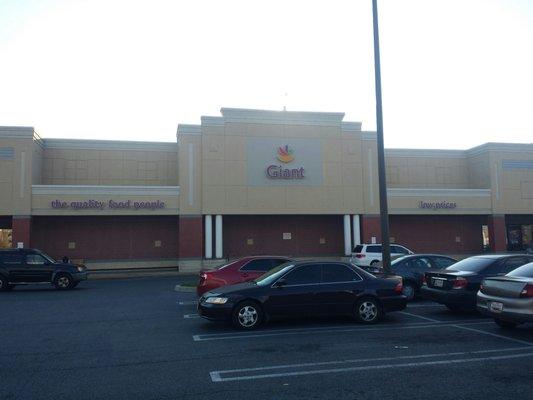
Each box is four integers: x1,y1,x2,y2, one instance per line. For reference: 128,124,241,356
354,297,382,324
402,282,416,301
370,260,380,266
494,319,517,329
53,274,73,290
232,301,263,330
0,275,10,292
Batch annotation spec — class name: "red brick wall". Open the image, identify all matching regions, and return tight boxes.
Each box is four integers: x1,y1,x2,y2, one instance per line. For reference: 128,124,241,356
223,215,344,258
178,215,203,259
32,216,179,260
12,216,31,249
361,215,381,244
389,215,486,254
488,215,506,252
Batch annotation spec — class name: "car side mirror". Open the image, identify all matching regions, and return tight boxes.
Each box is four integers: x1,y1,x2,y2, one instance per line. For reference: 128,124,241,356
274,278,287,288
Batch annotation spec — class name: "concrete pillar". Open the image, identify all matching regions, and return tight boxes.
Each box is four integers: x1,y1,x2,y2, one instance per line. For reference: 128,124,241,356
12,216,31,249
352,215,361,248
343,215,352,256
205,215,212,259
178,215,203,259
215,215,223,259
488,215,507,252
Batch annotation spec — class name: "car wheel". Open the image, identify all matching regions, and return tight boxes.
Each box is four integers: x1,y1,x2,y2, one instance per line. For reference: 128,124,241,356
0,276,10,292
402,282,416,301
53,274,73,290
494,319,517,329
370,260,380,266
232,301,263,330
354,297,382,324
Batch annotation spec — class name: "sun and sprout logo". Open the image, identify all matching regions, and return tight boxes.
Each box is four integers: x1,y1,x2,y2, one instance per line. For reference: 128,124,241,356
266,144,305,180
276,145,294,163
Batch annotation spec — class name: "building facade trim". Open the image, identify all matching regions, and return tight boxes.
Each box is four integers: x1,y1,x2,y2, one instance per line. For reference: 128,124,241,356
32,185,180,196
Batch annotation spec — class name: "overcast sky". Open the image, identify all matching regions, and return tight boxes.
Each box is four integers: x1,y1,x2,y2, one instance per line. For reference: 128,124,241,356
0,0,531,149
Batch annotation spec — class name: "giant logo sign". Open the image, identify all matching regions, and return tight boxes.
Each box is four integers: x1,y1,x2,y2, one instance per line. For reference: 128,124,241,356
266,145,305,180
247,138,323,186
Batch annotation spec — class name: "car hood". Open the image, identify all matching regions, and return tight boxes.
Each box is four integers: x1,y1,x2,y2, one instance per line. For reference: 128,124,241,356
205,282,257,296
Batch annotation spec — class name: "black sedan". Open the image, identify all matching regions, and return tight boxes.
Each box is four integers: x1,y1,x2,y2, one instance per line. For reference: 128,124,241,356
197,261,407,329
421,254,533,311
363,254,457,300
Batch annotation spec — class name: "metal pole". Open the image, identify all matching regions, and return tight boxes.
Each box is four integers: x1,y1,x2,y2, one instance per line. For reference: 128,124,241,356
372,0,392,275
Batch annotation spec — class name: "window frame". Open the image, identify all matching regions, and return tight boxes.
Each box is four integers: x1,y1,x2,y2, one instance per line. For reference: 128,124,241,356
273,263,323,287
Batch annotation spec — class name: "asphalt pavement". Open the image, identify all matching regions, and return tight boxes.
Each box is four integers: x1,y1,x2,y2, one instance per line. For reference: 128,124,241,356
1,277,532,400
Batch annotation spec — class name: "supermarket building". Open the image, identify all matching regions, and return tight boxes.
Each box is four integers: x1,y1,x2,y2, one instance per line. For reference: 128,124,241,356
1,108,532,271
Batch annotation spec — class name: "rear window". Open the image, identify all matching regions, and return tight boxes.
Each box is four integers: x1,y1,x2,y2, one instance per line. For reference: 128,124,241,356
507,262,533,278
0,253,23,264
353,245,363,253
445,257,494,272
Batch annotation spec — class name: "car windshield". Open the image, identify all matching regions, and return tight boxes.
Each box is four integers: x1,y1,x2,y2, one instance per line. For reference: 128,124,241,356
253,263,294,285
445,257,494,272
507,262,533,278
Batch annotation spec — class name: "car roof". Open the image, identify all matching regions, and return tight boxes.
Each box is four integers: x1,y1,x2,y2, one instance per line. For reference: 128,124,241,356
238,255,292,260
469,254,528,259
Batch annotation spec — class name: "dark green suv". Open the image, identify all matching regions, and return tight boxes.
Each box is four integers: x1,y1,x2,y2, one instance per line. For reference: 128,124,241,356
0,248,87,291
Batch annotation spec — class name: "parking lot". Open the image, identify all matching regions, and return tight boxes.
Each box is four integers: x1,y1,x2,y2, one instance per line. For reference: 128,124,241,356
1,276,532,400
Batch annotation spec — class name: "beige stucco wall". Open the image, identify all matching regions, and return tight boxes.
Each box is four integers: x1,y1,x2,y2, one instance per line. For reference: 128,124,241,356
177,130,202,215
0,128,35,216
489,146,533,214
194,114,372,215
385,151,469,189
41,141,178,186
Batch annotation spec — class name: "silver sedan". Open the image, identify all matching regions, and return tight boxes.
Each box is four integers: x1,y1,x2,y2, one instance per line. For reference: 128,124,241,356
477,262,533,328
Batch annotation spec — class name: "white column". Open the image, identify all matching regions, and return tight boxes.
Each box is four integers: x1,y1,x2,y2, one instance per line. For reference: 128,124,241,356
215,215,223,259
205,215,212,259
343,214,352,256
352,214,361,248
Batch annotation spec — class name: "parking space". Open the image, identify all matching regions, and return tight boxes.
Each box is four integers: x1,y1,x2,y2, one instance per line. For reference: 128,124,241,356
1,277,532,400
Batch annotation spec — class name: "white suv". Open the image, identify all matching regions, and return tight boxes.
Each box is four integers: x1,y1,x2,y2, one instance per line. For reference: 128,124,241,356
350,244,414,267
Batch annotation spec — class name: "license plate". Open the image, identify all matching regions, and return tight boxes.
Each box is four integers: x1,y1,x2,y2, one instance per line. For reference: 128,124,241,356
433,279,444,287
490,302,503,312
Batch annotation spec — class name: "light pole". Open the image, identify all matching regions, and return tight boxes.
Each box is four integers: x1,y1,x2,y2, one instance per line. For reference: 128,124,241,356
371,0,392,275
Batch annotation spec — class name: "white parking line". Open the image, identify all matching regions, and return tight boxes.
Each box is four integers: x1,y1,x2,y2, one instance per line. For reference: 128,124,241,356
193,320,492,342
398,311,441,323
453,324,533,347
177,301,197,306
210,348,533,382
183,314,200,319
407,304,444,308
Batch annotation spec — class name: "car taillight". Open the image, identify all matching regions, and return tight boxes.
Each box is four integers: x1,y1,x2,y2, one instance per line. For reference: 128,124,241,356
520,284,533,298
355,254,365,258
452,277,468,289
422,275,427,286
394,281,403,294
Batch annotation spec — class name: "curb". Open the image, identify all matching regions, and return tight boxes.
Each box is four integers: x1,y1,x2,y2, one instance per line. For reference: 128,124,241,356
174,284,197,293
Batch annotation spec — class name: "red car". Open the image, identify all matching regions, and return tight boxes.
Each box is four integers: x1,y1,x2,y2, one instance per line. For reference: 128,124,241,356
196,256,292,296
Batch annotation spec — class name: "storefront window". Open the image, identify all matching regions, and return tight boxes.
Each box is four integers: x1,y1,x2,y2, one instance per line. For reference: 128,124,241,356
0,229,12,248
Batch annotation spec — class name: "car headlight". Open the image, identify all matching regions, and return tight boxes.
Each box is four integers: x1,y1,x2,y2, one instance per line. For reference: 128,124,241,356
205,297,228,304
77,266,86,272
